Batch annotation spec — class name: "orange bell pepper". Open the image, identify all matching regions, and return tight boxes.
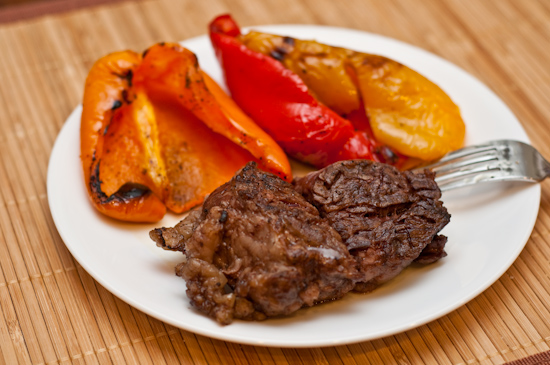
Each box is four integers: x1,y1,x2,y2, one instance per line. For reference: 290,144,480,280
81,51,167,222
81,43,291,222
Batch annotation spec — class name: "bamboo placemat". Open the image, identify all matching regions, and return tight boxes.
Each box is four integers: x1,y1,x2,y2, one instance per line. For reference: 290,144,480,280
1,0,550,364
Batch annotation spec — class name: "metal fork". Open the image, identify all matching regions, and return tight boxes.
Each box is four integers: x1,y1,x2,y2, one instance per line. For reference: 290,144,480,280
415,140,550,191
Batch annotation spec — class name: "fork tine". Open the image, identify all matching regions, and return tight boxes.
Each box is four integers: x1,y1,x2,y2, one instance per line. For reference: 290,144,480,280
437,171,506,191
437,141,497,161
431,149,499,175
417,143,498,172
435,160,502,183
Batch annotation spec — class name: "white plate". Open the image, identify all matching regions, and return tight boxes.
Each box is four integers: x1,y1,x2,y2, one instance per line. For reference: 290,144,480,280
48,25,540,347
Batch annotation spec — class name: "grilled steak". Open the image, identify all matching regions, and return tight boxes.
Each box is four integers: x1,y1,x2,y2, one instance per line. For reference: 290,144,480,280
294,160,450,292
150,162,360,324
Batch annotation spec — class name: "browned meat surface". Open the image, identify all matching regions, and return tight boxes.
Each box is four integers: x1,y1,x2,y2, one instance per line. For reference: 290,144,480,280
150,162,360,324
294,160,450,293
414,235,448,265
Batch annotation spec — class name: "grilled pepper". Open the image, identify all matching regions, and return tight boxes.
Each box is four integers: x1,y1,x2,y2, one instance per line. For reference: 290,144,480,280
209,15,465,166
81,43,291,222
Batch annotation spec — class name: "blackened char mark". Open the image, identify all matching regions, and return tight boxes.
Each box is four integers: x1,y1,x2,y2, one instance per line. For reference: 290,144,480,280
90,162,150,204
270,50,285,61
111,100,122,110
123,69,133,87
269,38,295,62
121,89,131,104
112,69,134,87
283,36,295,46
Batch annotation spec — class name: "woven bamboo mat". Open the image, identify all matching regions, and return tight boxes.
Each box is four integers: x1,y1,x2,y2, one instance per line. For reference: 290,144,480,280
1,0,550,364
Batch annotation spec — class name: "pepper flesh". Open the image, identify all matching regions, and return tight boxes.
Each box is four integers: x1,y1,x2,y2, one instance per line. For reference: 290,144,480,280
209,15,380,168
210,14,465,164
81,43,291,222
240,31,360,116
349,55,465,160
81,51,167,222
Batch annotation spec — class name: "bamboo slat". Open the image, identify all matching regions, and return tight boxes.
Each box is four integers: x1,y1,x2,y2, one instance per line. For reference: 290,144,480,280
0,0,550,364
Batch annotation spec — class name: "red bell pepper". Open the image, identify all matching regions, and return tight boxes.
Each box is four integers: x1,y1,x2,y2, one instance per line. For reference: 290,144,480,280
209,14,395,168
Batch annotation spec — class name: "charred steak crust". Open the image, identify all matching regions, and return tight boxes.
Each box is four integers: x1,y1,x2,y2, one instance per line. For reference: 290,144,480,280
293,160,451,293
150,208,201,252
150,162,360,324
